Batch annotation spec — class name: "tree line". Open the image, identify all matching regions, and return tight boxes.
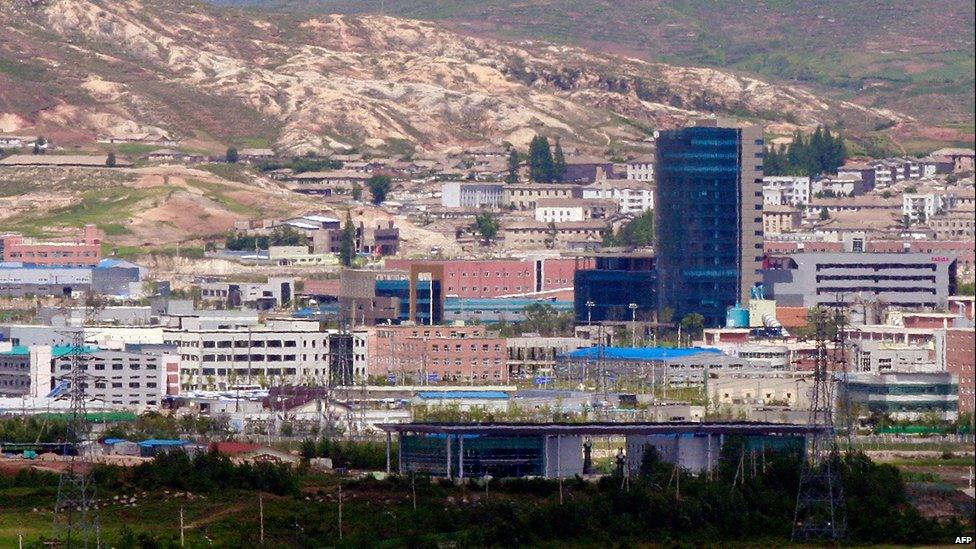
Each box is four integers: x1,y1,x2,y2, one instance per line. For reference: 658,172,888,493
506,135,568,184
225,225,309,251
764,126,846,177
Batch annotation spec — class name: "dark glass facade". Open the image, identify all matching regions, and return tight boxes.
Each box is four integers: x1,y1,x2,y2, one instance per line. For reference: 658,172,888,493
656,123,763,326
375,279,443,325
574,255,657,323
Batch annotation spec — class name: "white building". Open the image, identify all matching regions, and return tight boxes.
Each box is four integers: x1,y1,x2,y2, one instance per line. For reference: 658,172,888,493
534,198,617,223
440,182,504,208
53,346,178,409
163,317,331,390
762,176,810,206
902,191,957,223
626,161,654,182
580,180,654,214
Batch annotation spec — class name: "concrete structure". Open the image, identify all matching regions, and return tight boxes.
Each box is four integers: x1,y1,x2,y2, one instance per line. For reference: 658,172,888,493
441,182,504,208
928,205,975,241
762,252,957,310
930,148,975,173
942,328,975,414
502,220,606,251
0,259,145,297
0,344,53,397
199,277,295,309
762,205,801,236
162,316,330,389
626,160,654,182
0,225,101,266
762,176,810,206
53,345,179,408
656,120,764,326
580,180,655,214
502,183,581,210
506,336,588,379
851,340,935,374
534,198,618,223
843,372,959,421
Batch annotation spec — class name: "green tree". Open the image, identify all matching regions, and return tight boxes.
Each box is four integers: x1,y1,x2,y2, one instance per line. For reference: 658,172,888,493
226,147,239,163
105,151,117,167
339,211,357,266
528,135,555,182
680,312,705,341
474,211,499,245
605,209,654,247
367,174,392,204
351,181,363,201
552,137,567,181
819,207,830,221
505,148,520,184
32,136,45,155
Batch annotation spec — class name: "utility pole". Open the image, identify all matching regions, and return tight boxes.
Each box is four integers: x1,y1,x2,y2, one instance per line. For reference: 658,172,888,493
259,495,264,544
629,303,638,347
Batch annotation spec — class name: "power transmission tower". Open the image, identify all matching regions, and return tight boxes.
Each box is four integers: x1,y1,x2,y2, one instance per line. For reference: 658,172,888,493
832,298,855,450
792,309,846,542
53,330,101,548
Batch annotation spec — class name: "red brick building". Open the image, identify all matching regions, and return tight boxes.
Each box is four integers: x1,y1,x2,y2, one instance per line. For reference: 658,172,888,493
944,328,975,415
385,258,589,300
368,325,507,383
0,224,101,266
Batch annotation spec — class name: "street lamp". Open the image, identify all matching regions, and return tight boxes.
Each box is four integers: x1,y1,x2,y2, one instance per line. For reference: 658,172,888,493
586,300,595,327
628,303,638,347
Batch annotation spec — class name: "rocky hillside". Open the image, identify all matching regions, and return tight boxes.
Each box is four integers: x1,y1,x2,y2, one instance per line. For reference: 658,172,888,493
0,0,907,155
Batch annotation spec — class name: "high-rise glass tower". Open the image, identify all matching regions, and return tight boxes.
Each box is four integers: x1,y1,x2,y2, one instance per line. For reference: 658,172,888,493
656,120,764,326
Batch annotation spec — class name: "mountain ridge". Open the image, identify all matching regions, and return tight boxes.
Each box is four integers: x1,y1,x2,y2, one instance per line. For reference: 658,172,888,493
0,0,918,155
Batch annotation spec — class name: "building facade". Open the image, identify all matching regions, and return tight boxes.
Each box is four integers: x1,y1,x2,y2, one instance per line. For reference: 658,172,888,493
574,252,657,324
368,325,507,383
762,252,957,310
656,121,764,326
441,182,504,208
0,224,101,266
163,317,330,389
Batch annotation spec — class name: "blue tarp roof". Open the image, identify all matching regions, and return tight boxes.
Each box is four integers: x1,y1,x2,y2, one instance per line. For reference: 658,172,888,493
138,439,189,447
417,391,510,400
563,347,723,361
103,438,130,445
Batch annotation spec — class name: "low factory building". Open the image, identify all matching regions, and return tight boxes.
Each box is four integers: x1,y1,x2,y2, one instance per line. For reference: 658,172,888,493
380,422,821,479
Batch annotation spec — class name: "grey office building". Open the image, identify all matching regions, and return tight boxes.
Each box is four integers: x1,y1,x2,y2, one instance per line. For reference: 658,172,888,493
656,120,764,326
762,252,957,309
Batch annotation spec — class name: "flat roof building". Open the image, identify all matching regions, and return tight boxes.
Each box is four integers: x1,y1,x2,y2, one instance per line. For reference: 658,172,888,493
762,252,957,310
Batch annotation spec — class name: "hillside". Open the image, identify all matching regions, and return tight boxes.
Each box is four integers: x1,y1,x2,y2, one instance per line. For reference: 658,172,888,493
0,0,911,157
221,0,975,136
